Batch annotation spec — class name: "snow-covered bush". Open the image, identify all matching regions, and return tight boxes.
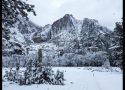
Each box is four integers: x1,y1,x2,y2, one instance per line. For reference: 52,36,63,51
55,70,65,85
3,49,64,85
3,66,65,85
20,66,65,85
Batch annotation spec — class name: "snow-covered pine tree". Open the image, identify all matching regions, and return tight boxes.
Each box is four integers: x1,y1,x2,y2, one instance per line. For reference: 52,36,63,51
15,58,20,83
55,70,65,85
111,21,123,70
37,49,42,67
2,0,36,44
23,59,33,85
2,0,36,30
101,34,112,69
7,67,14,81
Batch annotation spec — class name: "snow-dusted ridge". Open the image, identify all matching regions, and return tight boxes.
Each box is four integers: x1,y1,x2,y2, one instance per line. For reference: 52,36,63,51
2,14,113,63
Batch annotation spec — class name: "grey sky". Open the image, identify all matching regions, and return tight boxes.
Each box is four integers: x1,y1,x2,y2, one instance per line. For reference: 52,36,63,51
27,0,123,30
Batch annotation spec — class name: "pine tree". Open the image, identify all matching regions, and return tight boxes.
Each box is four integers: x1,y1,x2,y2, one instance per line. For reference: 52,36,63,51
111,21,123,70
15,58,20,82
55,70,64,85
23,59,33,85
101,34,111,69
2,0,36,40
37,49,43,67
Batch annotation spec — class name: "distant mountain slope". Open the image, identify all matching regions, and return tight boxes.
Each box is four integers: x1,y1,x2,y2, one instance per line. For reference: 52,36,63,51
2,17,42,56
2,14,113,67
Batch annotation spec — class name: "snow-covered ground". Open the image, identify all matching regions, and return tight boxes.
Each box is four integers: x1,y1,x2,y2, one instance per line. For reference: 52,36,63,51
2,67,122,90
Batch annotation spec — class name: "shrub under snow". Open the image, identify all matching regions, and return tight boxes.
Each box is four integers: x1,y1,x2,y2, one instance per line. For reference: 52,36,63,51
3,66,65,85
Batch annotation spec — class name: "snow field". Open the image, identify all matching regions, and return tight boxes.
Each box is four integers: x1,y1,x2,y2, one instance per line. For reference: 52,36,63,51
2,67,122,90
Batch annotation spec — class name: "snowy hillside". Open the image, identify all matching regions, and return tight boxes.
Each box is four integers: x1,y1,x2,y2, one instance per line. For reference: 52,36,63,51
2,17,42,56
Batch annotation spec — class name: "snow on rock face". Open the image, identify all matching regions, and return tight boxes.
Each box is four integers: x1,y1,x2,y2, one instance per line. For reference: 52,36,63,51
81,18,110,36
51,14,76,37
49,14,111,42
42,24,52,32
9,27,25,43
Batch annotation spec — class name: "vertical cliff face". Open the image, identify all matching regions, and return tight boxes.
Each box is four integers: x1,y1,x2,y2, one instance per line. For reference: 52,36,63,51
51,14,76,37
31,14,112,45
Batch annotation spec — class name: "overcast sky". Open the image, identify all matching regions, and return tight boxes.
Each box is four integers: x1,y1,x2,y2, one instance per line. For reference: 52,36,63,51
27,0,122,30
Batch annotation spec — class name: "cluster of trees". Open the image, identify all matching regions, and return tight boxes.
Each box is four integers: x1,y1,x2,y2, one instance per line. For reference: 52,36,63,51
109,21,123,69
2,0,65,85
50,52,109,67
2,54,38,67
3,49,65,85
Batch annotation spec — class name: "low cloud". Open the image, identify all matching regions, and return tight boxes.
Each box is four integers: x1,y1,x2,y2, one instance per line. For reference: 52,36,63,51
27,0,123,30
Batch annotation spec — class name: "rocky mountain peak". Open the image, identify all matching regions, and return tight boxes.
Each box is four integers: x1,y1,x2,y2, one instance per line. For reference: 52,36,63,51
51,14,76,36
63,14,74,19
82,18,99,26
